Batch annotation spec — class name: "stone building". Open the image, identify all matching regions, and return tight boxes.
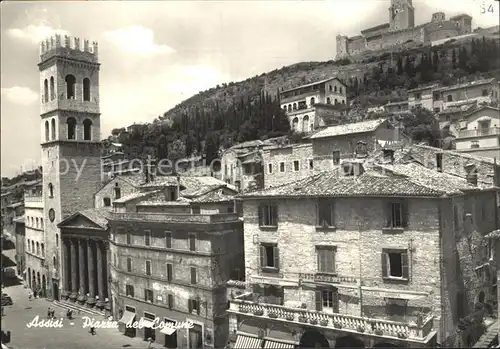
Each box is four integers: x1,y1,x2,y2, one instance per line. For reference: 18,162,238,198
454,106,500,159
228,157,499,348
105,176,244,349
407,79,498,114
13,215,25,277
279,78,348,133
24,182,46,296
38,34,104,299
336,0,473,59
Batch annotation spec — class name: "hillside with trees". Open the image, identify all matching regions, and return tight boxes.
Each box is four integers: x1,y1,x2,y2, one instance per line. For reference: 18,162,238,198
109,36,499,162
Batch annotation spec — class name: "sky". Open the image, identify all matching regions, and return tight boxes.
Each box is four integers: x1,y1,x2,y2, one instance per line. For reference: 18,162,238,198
1,0,499,177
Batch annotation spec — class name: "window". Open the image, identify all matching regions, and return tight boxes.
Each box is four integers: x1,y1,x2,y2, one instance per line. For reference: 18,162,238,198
65,74,76,99
125,284,134,297
103,197,111,207
334,98,338,105
268,163,273,174
279,162,285,172
144,230,151,246
259,204,278,227
317,199,335,227
45,121,50,141
167,294,174,309
260,243,279,271
332,151,340,166
188,298,200,315
114,183,121,199
41,243,45,257
293,160,299,171
415,93,421,100
334,86,337,93
44,79,49,103
126,232,131,245
382,249,409,280
48,183,54,198
36,218,39,228
191,206,201,214
317,246,336,274
145,260,151,276
189,233,196,251
36,242,40,255
55,233,58,247
165,231,172,248
310,97,315,106
51,119,56,140
385,202,408,228
482,89,489,96
53,255,57,266
447,95,453,102
83,78,91,101
315,289,339,313
329,85,332,92
83,119,92,141
190,267,197,284
127,258,132,272
144,289,153,303
326,97,331,104
50,77,55,100
67,117,76,140
167,263,173,282
436,153,443,172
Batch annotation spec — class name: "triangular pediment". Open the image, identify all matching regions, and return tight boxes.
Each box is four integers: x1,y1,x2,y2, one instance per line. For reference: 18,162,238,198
58,213,105,230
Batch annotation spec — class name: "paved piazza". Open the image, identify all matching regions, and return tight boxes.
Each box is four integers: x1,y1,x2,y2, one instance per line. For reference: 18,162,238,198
2,248,163,349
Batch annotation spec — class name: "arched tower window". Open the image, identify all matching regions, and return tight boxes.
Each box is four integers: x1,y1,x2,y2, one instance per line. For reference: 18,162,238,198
36,242,40,255
45,121,50,141
51,118,56,140
50,77,55,100
287,104,292,112
48,183,54,198
44,79,49,103
67,117,77,140
114,183,121,199
303,115,310,133
65,75,76,99
41,243,45,257
83,118,92,140
83,78,91,101
293,103,297,110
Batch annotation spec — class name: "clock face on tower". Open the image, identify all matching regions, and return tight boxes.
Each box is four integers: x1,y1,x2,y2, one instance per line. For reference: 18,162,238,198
49,209,55,222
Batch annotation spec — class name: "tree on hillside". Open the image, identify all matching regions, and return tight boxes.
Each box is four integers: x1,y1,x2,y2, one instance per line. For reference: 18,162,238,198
204,131,220,164
168,139,186,160
401,106,441,146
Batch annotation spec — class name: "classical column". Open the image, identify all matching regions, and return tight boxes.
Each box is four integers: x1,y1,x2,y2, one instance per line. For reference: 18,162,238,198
86,239,96,307
61,238,70,299
77,239,87,303
96,241,105,308
70,239,78,300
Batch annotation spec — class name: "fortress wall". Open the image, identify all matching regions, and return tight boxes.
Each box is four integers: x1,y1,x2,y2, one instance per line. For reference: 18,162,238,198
348,36,366,55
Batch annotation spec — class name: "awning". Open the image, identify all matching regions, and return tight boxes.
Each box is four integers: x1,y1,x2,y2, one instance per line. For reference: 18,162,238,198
118,311,135,325
234,334,263,349
160,325,177,335
140,318,155,328
263,339,295,349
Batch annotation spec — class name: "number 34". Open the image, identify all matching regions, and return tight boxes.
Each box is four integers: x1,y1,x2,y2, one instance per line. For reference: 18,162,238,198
481,3,496,14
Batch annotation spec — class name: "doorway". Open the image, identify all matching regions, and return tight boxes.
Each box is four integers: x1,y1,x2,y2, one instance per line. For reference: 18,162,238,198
52,280,59,301
164,319,178,348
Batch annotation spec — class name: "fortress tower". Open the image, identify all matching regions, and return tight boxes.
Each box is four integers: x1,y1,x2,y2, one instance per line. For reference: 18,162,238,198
389,0,415,31
39,34,103,299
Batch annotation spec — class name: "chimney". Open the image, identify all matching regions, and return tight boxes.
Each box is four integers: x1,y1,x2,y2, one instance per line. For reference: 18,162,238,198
464,163,478,186
341,160,364,176
383,149,395,164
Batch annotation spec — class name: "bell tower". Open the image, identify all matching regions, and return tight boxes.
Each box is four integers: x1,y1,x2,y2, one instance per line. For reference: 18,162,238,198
389,0,415,31
39,34,103,299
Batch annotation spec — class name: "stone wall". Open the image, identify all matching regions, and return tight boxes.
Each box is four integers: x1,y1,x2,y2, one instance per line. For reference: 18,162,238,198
262,144,313,188
94,176,138,208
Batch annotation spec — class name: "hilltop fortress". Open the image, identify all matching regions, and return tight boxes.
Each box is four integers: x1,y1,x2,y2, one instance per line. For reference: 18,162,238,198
336,0,473,59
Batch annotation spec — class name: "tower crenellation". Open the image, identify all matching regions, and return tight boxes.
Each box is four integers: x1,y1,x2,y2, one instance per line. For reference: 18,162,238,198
40,34,99,62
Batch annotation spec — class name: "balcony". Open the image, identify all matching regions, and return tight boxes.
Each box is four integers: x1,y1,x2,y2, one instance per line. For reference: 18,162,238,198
110,212,240,223
228,299,434,343
458,127,500,138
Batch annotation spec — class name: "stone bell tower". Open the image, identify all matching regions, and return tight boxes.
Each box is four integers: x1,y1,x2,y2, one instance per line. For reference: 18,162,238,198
389,0,415,31
39,34,103,299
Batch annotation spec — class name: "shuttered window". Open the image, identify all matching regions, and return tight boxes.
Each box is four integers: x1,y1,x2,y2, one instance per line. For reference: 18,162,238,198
260,244,279,271
385,201,408,228
190,267,197,285
258,204,278,227
381,249,409,280
315,289,339,313
317,246,336,274
165,231,172,248
167,294,174,309
167,263,173,282
127,258,132,272
317,199,335,227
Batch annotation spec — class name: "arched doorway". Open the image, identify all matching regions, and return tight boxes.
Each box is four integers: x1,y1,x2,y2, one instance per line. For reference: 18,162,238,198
335,335,365,348
373,342,399,347
299,330,330,348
